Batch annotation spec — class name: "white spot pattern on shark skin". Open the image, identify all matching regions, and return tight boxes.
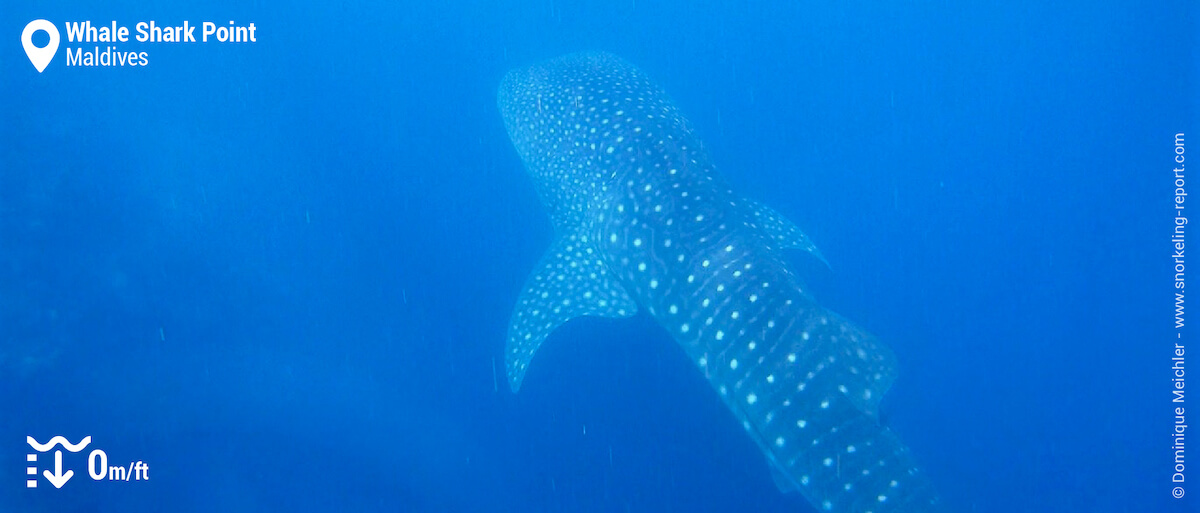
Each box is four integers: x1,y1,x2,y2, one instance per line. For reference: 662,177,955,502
498,52,940,513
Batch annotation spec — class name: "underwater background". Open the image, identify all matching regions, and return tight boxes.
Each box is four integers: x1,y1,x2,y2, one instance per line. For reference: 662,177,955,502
2,1,1196,512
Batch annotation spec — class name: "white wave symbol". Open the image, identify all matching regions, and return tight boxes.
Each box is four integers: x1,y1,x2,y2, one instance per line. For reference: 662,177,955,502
27,436,91,452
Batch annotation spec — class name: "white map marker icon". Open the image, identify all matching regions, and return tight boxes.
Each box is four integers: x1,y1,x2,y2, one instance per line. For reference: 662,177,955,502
22,20,59,73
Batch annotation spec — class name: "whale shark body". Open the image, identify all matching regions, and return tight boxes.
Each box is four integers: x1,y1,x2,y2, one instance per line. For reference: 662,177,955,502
498,52,940,512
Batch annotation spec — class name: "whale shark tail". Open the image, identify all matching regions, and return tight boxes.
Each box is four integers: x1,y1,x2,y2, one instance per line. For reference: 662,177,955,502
724,304,942,512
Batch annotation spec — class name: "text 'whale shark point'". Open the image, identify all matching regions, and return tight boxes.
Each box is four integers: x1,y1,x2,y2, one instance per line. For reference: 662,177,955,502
498,51,941,512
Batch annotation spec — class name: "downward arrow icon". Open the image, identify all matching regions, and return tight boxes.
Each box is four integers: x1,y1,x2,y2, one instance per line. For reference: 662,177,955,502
43,450,73,488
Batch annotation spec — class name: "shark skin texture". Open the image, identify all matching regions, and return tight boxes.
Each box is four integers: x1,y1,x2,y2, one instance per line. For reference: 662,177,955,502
498,52,941,513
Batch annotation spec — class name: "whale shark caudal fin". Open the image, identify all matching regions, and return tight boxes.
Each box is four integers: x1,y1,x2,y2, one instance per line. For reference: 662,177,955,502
505,229,638,392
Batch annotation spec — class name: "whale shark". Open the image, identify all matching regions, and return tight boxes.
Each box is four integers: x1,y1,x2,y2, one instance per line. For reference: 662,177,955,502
498,52,940,512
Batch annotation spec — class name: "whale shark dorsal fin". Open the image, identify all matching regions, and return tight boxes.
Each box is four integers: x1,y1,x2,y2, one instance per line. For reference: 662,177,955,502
505,230,638,393
744,198,829,268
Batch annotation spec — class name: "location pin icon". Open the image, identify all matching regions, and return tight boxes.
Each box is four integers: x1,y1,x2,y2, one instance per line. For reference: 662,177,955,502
22,20,60,73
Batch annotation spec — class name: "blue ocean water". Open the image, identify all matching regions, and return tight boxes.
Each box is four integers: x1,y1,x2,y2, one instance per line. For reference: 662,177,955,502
1,1,1195,512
